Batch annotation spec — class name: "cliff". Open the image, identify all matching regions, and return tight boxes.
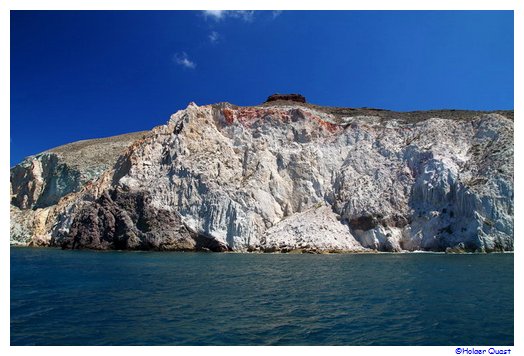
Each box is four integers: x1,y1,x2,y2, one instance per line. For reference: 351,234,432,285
10,101,514,252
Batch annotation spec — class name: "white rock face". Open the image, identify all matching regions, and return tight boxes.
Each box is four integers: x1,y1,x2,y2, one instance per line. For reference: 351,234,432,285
10,102,514,252
263,205,365,252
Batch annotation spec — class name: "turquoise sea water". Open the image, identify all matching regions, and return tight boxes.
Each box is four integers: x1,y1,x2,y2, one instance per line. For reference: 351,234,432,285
10,247,513,346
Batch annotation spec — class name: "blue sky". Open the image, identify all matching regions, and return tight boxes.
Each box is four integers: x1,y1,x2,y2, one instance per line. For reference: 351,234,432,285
10,10,513,166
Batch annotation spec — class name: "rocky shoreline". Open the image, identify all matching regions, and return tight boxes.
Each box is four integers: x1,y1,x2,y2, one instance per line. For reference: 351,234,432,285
10,244,515,255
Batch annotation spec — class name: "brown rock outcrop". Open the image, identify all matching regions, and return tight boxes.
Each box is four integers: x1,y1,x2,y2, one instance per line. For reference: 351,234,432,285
265,93,306,103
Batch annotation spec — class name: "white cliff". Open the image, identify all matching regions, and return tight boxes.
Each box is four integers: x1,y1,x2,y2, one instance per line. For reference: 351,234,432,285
10,100,514,252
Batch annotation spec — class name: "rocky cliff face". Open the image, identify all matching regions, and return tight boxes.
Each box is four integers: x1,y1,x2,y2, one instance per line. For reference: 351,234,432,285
10,101,514,252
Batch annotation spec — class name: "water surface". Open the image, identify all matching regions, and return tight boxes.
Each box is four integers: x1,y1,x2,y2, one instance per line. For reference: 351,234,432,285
10,247,513,345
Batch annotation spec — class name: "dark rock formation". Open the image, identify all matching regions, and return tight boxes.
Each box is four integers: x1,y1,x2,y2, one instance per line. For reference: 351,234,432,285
60,189,228,251
265,93,306,103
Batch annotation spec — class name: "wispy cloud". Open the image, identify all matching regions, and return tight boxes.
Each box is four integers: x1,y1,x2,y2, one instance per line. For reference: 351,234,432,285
174,52,196,69
209,31,220,44
202,10,255,22
271,10,282,19
202,10,226,20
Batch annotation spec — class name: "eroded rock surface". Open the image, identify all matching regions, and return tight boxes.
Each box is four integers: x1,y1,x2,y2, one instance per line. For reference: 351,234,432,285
10,102,514,252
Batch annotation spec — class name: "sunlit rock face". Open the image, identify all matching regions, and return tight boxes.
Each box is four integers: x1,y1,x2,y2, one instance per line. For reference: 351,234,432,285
10,101,514,252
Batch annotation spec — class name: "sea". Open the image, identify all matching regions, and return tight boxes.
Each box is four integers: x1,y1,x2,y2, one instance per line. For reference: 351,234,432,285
10,247,514,346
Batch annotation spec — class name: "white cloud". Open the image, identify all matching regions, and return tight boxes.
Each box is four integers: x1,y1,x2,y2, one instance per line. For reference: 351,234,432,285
209,31,220,44
202,10,255,22
174,52,196,69
202,10,226,20
271,10,283,19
